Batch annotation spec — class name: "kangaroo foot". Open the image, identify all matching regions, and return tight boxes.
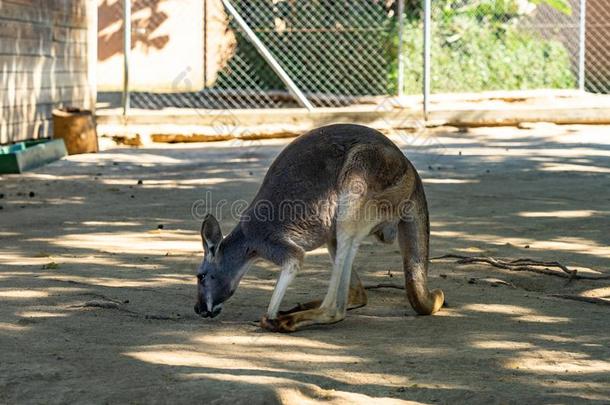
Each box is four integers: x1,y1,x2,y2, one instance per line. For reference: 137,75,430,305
278,289,366,317
261,308,345,333
278,300,321,316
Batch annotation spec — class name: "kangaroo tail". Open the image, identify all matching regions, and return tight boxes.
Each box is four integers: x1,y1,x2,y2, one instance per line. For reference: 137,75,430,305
397,172,444,315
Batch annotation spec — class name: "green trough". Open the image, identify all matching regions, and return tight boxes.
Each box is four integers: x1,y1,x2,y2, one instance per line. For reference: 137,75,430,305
0,139,67,174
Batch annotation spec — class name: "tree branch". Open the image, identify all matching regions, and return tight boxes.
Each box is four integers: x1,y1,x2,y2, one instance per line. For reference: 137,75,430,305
431,254,610,281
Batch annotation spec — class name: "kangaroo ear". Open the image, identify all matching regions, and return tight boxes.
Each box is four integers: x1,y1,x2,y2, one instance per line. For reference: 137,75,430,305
201,214,222,253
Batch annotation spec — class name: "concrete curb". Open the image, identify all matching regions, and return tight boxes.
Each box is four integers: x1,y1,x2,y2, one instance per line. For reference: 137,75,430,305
96,90,610,143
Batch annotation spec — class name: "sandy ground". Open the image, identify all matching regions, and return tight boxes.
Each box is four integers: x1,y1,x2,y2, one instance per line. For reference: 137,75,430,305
1,124,609,404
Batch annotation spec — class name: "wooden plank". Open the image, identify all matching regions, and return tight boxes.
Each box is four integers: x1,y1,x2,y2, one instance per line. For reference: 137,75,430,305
1,85,90,110
0,37,51,56
1,71,89,89
0,76,89,95
1,99,86,125
0,119,51,145
0,19,52,41
0,20,87,43
0,103,55,125
0,1,48,24
52,25,88,43
0,55,87,73
51,41,88,60
2,0,45,7
51,0,87,17
53,8,88,28
0,60,87,79
0,87,89,109
0,37,88,59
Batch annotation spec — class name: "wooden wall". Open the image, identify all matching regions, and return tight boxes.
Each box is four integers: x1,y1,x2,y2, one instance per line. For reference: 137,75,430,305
0,0,93,145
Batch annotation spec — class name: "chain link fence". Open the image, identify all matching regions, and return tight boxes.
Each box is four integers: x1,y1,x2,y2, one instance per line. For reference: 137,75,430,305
98,0,398,110
214,0,398,108
97,0,610,112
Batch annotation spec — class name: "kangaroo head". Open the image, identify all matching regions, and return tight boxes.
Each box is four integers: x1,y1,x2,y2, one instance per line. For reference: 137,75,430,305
194,214,255,318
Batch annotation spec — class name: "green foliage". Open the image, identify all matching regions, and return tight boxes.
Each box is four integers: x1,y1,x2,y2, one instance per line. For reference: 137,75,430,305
531,0,572,15
401,0,571,18
431,0,571,19
396,5,576,94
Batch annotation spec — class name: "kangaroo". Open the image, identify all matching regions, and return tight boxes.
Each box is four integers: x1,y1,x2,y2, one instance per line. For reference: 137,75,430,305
194,123,444,332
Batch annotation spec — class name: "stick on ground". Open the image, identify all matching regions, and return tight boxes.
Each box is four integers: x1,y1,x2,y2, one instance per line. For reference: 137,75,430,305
549,294,610,306
364,283,405,290
431,254,610,281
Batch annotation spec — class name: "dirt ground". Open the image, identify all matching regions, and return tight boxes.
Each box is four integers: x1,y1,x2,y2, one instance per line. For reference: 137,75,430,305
1,124,609,404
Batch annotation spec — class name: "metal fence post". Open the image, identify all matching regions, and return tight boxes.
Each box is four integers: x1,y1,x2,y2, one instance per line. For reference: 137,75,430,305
578,0,587,91
397,0,405,97
423,0,431,120
122,0,131,116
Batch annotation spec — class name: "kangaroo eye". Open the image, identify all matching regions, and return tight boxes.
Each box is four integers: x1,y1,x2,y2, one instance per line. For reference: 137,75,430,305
197,274,205,282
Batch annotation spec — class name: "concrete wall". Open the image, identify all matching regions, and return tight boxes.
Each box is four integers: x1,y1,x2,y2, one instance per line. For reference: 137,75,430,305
97,0,205,92
96,0,236,93
0,0,94,145
203,0,235,88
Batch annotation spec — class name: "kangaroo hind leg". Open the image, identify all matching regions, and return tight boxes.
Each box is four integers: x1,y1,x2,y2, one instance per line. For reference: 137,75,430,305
329,235,367,310
277,235,367,317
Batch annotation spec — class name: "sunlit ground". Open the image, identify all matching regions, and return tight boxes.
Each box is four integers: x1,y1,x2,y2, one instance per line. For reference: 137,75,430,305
0,124,609,403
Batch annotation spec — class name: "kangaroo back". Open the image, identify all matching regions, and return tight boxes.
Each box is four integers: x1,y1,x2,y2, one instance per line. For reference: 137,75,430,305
242,124,408,252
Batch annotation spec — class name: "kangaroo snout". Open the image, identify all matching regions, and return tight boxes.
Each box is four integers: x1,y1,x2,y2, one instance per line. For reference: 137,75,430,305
194,302,222,318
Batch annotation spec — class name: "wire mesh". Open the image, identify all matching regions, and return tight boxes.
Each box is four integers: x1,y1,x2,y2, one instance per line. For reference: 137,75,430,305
221,0,398,107
114,0,398,109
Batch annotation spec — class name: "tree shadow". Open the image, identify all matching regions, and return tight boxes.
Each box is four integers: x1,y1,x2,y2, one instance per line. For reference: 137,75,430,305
98,0,170,62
